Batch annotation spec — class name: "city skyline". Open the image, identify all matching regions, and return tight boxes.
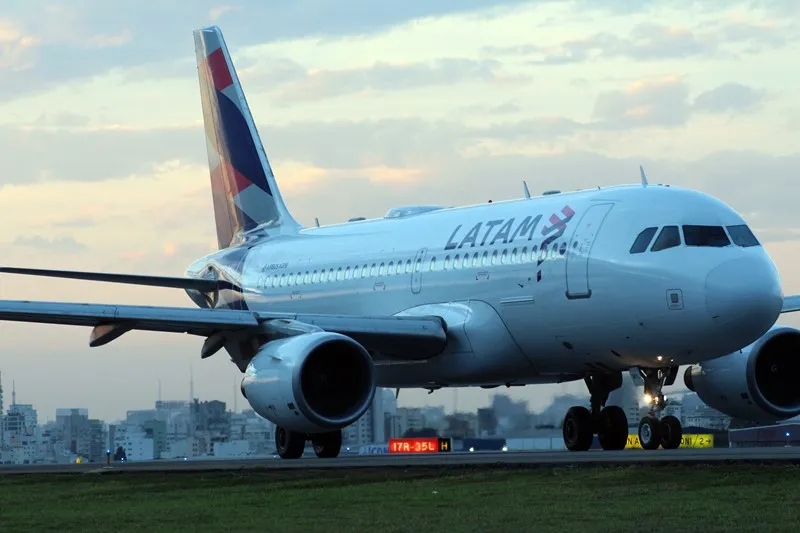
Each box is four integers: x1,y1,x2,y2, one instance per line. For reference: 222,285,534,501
0,1,799,420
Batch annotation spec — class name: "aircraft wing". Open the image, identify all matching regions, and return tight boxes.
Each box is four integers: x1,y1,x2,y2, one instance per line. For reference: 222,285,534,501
0,266,218,291
782,295,800,314
0,300,447,361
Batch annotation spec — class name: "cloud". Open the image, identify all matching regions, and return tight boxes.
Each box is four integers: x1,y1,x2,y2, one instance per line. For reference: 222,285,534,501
11,234,88,252
692,83,767,114
272,58,521,103
487,18,798,64
592,78,767,129
0,77,771,185
592,77,693,128
0,0,537,102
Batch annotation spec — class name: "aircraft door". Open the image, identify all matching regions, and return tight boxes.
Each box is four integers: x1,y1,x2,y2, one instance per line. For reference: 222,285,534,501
565,203,613,299
411,247,427,294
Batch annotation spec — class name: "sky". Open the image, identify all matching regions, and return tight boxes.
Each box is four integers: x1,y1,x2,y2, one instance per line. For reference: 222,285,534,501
1,0,799,422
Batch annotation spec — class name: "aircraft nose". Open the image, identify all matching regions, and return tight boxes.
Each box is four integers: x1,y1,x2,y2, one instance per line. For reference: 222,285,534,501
705,256,783,341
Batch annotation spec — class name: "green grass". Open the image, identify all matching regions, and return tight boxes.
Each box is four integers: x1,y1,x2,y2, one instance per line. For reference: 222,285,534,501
1,464,799,532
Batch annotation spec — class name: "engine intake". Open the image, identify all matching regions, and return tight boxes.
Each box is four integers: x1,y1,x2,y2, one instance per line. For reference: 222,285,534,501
241,331,376,433
685,325,800,423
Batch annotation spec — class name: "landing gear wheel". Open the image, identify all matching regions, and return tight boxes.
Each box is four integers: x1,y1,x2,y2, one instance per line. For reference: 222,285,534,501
638,416,662,450
563,406,594,451
311,430,342,458
597,406,629,451
275,426,305,459
660,415,683,450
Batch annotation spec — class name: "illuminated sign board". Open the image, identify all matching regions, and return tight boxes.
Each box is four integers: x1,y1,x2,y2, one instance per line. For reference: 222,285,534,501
388,438,452,453
625,434,714,449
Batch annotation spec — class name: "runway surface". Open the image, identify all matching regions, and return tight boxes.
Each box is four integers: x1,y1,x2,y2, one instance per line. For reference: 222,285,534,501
3,447,800,475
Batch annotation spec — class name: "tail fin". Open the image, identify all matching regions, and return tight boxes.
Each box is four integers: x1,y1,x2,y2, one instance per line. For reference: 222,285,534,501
193,25,301,249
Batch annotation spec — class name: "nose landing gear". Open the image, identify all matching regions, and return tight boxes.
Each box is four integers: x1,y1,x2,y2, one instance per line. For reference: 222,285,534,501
636,367,683,450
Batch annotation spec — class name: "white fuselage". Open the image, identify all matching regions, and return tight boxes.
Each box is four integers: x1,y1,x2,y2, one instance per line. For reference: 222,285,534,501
187,184,784,389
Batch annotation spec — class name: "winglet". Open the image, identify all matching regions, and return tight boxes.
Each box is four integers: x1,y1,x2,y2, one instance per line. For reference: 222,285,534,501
639,165,648,187
523,181,531,199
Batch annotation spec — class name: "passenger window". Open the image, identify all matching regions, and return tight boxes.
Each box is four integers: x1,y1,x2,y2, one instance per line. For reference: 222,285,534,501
430,257,436,271
472,253,479,267
511,248,518,263
387,261,394,274
454,254,460,268
501,249,508,264
337,267,343,281
379,263,386,276
345,267,351,280
726,225,760,247
630,227,658,254
462,255,469,269
682,225,730,247
491,250,498,265
406,260,412,273
482,251,488,266
312,270,319,283
651,226,681,251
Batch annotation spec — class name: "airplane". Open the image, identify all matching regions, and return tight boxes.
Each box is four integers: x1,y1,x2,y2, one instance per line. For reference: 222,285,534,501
1,25,799,459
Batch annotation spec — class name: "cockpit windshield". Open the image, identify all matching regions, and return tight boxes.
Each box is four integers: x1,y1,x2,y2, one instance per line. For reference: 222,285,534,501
629,224,761,254
682,225,730,247
726,225,760,247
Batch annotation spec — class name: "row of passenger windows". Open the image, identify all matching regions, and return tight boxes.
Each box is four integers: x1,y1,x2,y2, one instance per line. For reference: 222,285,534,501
630,224,760,254
261,241,570,288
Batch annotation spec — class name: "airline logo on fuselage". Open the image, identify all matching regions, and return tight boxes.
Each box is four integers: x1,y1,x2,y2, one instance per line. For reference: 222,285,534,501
443,205,576,282
444,205,575,250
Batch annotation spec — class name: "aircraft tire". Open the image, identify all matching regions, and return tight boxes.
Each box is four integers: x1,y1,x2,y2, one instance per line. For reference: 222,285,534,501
638,415,662,450
563,406,593,451
312,430,343,458
597,405,629,451
660,415,683,450
275,426,305,459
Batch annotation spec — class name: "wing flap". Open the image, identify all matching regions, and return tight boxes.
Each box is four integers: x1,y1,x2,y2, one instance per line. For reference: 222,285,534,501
0,267,218,292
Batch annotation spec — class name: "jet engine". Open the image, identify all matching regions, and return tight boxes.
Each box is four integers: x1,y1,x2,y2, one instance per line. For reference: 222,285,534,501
684,325,800,423
240,331,376,433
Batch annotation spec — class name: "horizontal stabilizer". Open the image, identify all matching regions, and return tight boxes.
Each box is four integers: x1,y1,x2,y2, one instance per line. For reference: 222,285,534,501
0,267,218,292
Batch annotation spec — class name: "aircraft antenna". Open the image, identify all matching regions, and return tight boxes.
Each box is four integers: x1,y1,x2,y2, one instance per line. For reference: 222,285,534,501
639,165,649,187
314,217,320,227
522,181,531,199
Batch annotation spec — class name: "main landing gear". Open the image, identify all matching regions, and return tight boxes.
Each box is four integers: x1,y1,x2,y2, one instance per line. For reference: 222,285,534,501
562,367,683,451
275,427,343,459
563,372,628,451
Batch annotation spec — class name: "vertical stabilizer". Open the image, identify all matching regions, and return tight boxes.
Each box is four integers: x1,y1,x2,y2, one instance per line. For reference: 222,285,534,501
193,25,301,249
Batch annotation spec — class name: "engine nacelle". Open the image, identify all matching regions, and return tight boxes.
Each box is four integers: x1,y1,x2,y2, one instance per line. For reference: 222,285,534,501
684,325,800,423
241,331,376,433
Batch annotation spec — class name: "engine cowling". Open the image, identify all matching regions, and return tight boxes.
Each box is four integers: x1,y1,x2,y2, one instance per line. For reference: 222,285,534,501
684,325,800,423
240,331,376,433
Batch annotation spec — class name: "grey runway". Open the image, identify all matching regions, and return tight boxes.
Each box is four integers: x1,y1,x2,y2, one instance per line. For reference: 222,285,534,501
2,447,800,475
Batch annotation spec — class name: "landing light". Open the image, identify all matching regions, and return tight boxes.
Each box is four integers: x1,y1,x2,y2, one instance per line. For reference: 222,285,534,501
469,447,475,452
643,394,653,404
502,445,508,452
657,355,663,362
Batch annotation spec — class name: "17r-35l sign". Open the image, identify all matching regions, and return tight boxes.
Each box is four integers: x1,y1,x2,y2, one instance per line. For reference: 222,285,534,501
388,438,452,453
